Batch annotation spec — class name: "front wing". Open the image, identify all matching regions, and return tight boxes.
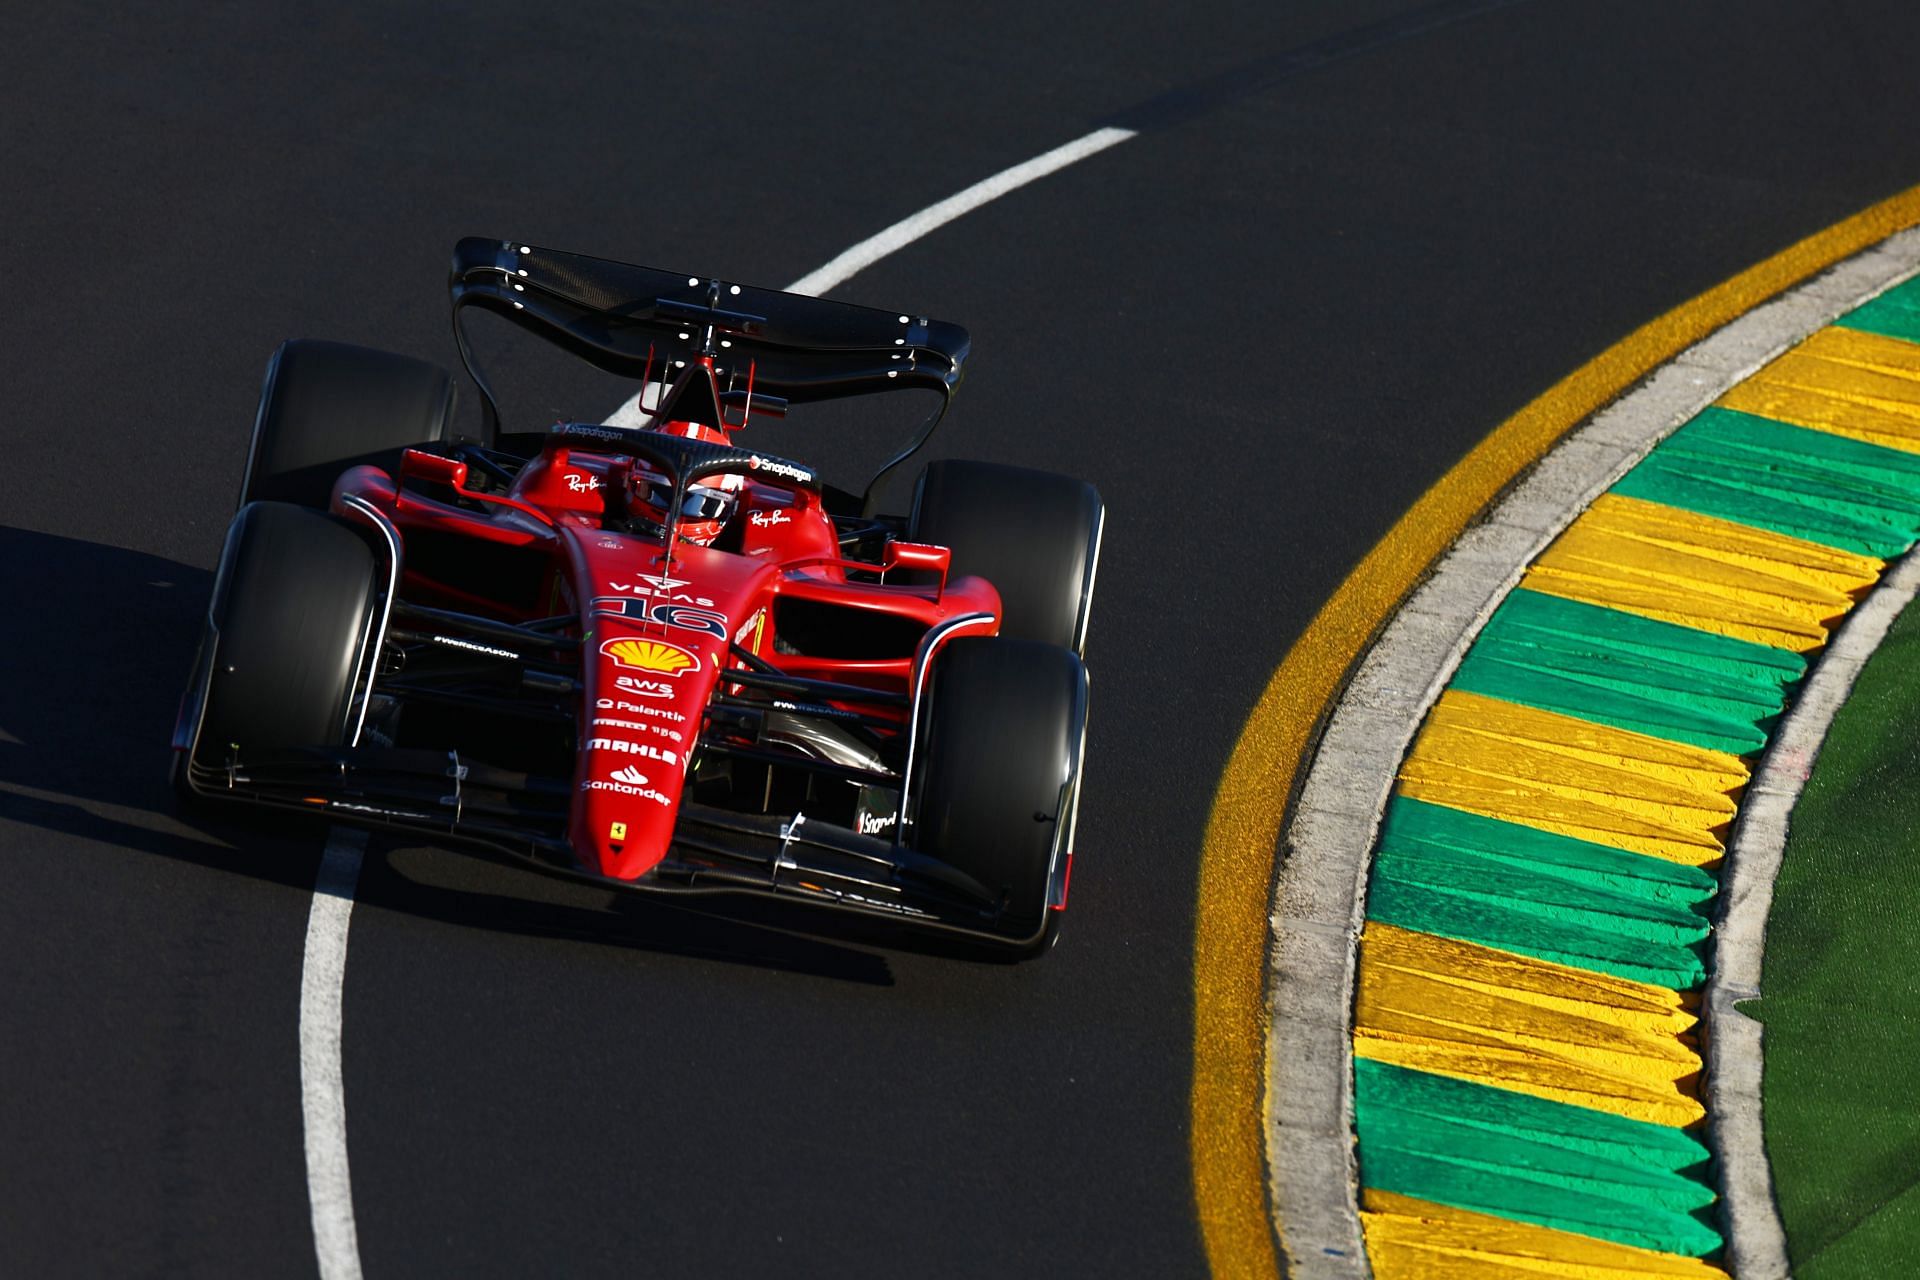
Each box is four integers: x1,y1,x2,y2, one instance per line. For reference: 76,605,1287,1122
176,744,1049,948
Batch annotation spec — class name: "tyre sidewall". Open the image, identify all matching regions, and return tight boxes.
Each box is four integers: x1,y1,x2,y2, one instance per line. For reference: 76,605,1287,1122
909,460,1103,654
194,502,378,762
240,338,458,509
915,637,1089,939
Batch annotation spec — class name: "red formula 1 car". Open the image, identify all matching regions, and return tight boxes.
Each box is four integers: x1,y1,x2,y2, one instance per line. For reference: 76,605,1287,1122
173,239,1101,954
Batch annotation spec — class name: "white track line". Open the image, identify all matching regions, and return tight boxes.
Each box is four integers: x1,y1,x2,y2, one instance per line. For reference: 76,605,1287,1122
296,125,1138,1278
301,826,367,1280
785,127,1135,297
610,128,1136,427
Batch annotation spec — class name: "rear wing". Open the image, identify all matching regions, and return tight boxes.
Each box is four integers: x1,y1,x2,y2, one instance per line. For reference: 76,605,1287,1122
450,238,970,452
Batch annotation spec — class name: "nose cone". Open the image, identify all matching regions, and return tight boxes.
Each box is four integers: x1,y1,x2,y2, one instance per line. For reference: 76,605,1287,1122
561,534,780,881
573,633,716,880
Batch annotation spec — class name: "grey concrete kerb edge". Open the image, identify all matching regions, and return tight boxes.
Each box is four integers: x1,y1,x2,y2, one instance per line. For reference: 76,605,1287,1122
1265,225,1920,1280
1710,543,1920,1280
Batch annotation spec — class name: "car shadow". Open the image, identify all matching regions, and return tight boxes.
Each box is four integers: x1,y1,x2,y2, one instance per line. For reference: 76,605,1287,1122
0,524,896,986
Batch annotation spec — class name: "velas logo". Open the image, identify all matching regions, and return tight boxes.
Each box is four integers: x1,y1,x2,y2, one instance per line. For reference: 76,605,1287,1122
601,637,699,676
606,582,717,607
637,573,690,592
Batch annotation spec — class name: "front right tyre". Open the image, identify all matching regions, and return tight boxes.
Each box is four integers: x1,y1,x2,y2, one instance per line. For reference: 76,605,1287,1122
239,338,459,509
177,502,380,793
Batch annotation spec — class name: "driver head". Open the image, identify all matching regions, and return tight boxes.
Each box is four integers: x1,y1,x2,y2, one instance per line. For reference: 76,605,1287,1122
626,420,744,546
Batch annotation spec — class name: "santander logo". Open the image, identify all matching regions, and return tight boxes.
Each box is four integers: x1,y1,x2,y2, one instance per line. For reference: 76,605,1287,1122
581,764,672,806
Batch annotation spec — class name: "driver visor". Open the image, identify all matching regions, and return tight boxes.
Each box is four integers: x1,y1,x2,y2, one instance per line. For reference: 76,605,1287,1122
645,481,735,522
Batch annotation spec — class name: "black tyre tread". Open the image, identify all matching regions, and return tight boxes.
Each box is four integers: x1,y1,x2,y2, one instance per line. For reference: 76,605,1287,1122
909,460,1102,654
915,637,1087,939
241,338,457,509
196,502,377,757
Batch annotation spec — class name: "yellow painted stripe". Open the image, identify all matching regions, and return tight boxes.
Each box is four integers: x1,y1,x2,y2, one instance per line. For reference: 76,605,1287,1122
1361,1189,1730,1279
1192,182,1920,1280
1395,689,1747,866
1523,493,1880,652
1720,324,1920,453
1352,923,1704,1127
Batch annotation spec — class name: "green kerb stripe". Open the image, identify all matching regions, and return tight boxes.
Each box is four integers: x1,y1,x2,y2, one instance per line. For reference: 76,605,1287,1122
1836,273,1920,344
1354,1058,1723,1257
1368,796,1716,989
1448,586,1804,755
1610,407,1920,558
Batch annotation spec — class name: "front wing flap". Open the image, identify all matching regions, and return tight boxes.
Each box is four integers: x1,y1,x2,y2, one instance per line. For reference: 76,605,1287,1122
178,744,1026,942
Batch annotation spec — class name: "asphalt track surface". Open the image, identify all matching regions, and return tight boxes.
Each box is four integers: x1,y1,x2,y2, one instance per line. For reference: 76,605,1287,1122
4,3,1920,1276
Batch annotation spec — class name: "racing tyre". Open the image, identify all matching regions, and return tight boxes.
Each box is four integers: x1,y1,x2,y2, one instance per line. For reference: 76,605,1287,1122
182,502,380,783
915,637,1089,951
240,338,458,509
909,460,1103,655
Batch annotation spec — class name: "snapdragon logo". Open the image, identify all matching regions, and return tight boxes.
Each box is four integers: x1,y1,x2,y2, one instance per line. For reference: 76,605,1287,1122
746,455,811,484
556,422,622,442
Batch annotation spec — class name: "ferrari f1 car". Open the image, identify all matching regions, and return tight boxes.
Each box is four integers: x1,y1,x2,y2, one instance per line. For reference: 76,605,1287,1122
173,239,1101,954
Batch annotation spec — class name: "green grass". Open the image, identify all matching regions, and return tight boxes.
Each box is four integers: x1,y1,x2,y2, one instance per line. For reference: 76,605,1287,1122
1748,594,1920,1279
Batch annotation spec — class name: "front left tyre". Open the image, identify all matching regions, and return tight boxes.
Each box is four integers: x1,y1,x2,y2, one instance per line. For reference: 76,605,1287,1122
912,636,1090,952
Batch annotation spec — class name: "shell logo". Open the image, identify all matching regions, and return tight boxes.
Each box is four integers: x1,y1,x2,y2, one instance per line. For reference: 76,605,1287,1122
600,636,700,676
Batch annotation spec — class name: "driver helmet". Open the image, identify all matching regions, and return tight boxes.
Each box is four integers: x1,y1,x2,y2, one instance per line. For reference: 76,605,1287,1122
627,420,744,547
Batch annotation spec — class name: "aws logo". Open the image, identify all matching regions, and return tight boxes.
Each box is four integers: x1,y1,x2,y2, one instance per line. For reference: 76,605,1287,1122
611,676,674,701
601,637,699,676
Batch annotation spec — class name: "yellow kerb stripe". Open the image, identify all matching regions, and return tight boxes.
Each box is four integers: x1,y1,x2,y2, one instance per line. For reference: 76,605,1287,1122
1352,923,1704,1127
1360,1189,1730,1280
1395,689,1747,865
1719,324,1920,454
1192,182,1920,1280
1523,494,1880,652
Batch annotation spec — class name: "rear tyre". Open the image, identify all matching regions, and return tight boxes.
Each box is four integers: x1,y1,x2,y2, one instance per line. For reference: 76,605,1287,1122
915,637,1089,951
184,502,380,781
909,460,1103,655
240,338,459,509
